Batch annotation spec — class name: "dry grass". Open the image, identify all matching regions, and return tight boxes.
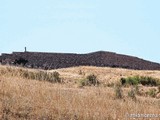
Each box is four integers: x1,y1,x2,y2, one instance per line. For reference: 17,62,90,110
0,65,160,119
55,66,160,86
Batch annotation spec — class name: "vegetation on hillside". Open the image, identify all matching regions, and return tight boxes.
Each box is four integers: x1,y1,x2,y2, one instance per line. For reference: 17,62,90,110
0,65,160,119
120,76,160,86
0,66,61,83
79,74,100,86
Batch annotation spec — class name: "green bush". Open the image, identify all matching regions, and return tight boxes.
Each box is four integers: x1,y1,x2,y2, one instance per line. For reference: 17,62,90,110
128,76,140,85
121,76,160,86
120,76,140,86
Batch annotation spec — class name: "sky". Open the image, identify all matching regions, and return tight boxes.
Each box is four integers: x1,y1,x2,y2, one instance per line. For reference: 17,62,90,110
0,0,160,63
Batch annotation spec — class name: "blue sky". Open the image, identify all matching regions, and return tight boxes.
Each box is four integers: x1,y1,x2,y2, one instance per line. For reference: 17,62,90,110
0,0,160,63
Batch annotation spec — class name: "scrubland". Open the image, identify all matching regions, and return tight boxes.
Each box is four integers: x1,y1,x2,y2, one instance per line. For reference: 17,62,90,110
0,65,160,120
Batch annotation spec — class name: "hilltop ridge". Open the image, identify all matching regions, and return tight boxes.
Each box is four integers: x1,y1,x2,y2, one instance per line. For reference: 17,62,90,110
0,51,160,70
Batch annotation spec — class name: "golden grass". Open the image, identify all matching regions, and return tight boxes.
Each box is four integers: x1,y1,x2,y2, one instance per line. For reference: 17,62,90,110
0,65,160,119
55,66,160,86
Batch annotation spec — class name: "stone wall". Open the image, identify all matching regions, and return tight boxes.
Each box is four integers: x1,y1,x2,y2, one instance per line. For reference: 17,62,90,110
0,51,160,70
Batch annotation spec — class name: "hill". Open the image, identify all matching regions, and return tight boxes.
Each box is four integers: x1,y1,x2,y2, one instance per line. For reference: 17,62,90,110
1,51,160,70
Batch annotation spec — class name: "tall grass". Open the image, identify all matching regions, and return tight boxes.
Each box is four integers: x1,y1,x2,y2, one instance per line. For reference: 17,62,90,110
1,77,160,119
114,85,123,99
0,65,160,119
0,66,61,83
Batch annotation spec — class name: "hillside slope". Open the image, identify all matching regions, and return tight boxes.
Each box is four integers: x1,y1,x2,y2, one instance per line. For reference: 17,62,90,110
0,65,160,119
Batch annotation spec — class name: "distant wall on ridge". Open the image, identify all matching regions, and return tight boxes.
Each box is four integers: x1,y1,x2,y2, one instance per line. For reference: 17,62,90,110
0,51,160,70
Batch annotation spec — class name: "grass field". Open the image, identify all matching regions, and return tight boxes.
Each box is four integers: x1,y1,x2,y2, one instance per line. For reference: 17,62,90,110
0,65,160,120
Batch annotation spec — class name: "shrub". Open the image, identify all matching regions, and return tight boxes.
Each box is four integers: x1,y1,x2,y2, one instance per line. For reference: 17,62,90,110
120,76,140,86
127,76,140,85
140,76,158,86
86,74,99,85
120,78,126,85
14,58,28,66
51,71,61,83
120,76,160,86
78,74,99,86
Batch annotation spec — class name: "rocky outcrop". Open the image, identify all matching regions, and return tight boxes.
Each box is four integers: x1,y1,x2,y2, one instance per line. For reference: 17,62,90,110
0,51,160,70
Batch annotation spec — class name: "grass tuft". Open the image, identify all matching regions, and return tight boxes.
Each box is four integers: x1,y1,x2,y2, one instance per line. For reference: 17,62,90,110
114,85,123,99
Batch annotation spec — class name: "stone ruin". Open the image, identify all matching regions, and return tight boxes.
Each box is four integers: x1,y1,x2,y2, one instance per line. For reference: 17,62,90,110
0,51,160,70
